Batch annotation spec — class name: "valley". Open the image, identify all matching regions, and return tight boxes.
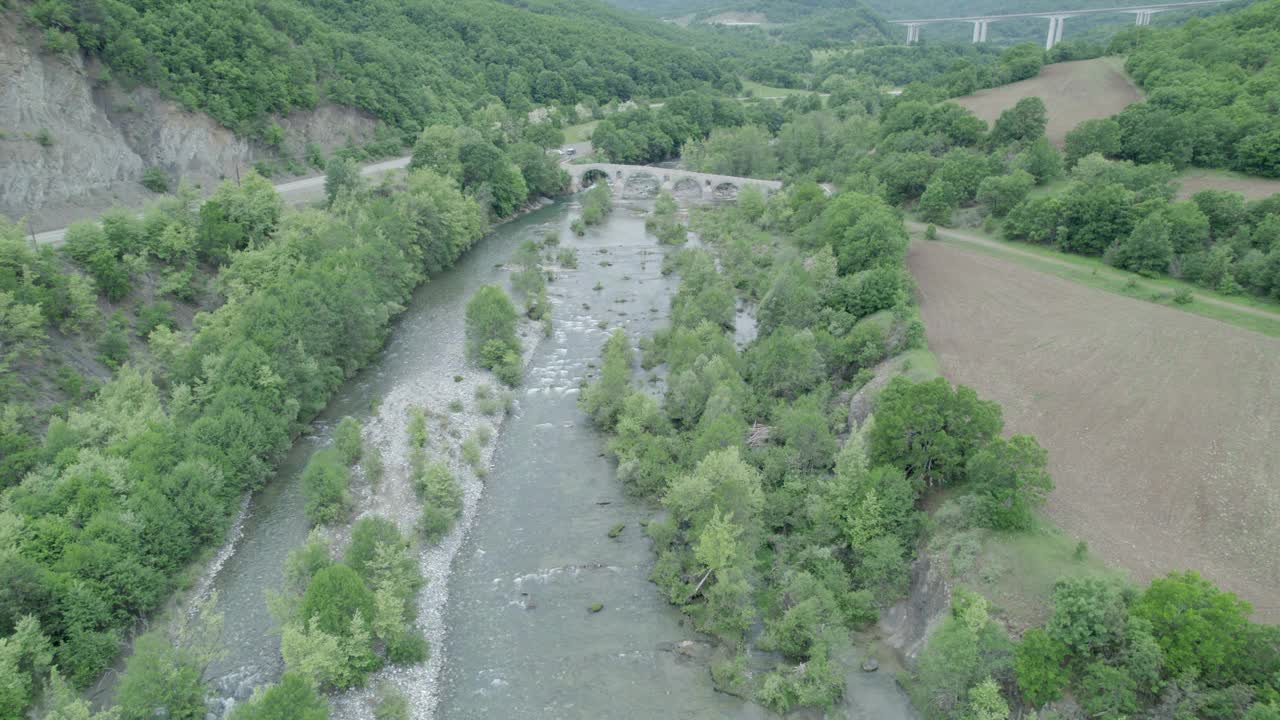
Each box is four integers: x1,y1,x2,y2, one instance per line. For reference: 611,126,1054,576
3,0,1280,719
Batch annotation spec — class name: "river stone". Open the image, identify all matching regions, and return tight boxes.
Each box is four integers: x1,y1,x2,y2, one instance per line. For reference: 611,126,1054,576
862,657,880,672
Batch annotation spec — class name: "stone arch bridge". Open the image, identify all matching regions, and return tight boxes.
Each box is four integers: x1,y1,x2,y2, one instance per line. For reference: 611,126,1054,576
567,163,782,200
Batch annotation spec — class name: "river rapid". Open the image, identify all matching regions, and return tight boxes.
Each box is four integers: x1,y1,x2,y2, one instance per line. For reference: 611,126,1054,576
177,193,916,719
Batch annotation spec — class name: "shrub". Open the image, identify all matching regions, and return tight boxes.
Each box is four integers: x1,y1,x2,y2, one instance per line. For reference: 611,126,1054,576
299,564,376,636
557,247,579,268
1078,662,1138,719
465,285,522,385
228,673,329,720
302,449,349,525
415,462,462,542
345,516,404,580
1015,628,1070,707
966,434,1053,531
373,683,410,720
385,632,428,666
34,129,53,147
136,301,174,337
333,416,363,465
141,167,169,193
582,183,613,226
363,444,384,486
115,634,206,720
407,405,428,448
97,313,131,368
461,438,482,468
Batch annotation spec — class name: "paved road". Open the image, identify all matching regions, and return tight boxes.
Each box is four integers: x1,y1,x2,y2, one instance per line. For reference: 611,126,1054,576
31,155,414,247
905,220,1280,324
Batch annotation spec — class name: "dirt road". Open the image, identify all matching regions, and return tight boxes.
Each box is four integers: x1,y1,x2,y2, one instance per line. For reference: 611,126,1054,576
30,155,414,246
909,238,1280,619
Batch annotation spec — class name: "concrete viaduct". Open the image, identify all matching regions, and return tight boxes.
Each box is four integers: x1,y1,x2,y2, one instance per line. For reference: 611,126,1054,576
893,0,1233,49
567,163,782,199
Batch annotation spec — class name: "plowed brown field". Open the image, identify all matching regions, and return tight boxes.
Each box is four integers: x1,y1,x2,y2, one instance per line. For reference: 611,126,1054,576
909,239,1280,619
952,57,1142,146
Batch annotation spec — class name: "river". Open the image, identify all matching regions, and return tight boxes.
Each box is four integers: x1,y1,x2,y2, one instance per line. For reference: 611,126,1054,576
179,194,916,719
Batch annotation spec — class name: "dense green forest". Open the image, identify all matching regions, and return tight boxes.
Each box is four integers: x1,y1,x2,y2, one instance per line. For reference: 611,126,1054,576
23,0,737,139
1117,0,1280,177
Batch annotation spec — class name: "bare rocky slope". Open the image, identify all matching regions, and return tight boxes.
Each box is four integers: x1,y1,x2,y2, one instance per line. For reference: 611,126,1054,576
0,17,379,232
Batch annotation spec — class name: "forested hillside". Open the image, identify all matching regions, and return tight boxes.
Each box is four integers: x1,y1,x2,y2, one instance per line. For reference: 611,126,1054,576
1118,0,1280,176
23,0,735,140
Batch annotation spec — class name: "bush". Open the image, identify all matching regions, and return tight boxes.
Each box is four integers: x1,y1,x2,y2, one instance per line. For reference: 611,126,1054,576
966,434,1053,531
345,516,404,580
1015,628,1070,707
228,672,329,720
115,634,206,720
1173,287,1193,305
141,167,169,193
465,285,522,385
385,632,429,666
136,301,175,336
34,129,53,147
1078,662,1138,719
580,329,633,430
299,564,376,636
333,416,363,465
302,449,350,525
97,313,131,368
373,684,410,720
582,182,613,226
415,462,461,542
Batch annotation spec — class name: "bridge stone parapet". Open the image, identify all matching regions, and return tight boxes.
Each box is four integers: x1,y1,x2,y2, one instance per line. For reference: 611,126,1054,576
566,163,782,200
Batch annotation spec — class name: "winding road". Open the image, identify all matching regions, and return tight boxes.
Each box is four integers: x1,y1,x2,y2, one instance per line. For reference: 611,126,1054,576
31,155,414,247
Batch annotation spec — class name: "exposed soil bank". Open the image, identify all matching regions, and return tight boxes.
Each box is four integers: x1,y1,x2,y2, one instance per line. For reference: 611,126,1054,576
0,15,377,231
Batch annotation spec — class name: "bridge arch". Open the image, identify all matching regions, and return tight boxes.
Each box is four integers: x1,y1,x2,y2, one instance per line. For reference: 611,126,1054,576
622,171,661,199
713,182,740,199
580,168,611,188
672,176,703,199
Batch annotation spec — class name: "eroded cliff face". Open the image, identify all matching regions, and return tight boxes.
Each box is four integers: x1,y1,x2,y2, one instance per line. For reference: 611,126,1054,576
0,19,378,231
879,552,952,667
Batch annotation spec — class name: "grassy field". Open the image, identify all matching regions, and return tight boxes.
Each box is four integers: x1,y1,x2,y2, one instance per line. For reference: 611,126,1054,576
564,119,598,144
952,57,1141,145
1176,167,1280,201
908,237,1280,620
961,524,1125,631
740,79,815,98
910,219,1280,338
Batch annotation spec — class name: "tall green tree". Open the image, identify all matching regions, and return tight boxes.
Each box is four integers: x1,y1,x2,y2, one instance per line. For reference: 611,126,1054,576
868,378,1003,487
